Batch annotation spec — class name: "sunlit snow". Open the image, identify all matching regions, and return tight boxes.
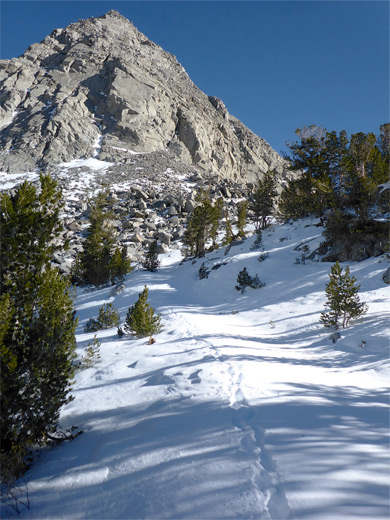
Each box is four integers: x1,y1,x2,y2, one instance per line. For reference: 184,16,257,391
3,219,389,520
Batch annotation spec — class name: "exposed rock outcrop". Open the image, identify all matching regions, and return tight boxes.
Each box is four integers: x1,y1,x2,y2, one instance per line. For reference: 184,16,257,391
0,10,288,182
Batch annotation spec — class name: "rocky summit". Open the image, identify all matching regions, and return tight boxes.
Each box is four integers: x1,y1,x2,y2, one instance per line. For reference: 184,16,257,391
0,10,288,181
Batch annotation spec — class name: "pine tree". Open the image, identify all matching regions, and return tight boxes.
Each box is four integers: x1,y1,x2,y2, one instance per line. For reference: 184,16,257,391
142,240,160,272
0,174,77,479
320,261,367,330
84,303,120,332
124,286,162,341
236,267,252,291
75,192,131,285
281,126,337,218
182,191,223,257
223,208,234,245
109,246,132,282
235,267,265,293
249,172,277,230
236,200,248,237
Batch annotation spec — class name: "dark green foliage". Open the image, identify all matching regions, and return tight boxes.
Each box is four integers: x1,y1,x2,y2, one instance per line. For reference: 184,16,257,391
142,240,160,272
74,192,132,286
183,191,224,257
281,124,389,220
320,261,367,329
1,173,64,286
198,263,209,280
278,175,333,220
0,174,77,480
286,125,328,178
250,230,263,250
235,267,266,293
236,267,252,288
124,286,162,340
321,210,388,258
249,172,277,230
109,246,132,283
236,200,248,237
84,303,120,332
322,210,354,245
223,215,234,245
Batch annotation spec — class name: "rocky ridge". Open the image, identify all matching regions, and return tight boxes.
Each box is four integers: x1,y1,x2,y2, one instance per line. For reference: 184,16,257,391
0,10,288,182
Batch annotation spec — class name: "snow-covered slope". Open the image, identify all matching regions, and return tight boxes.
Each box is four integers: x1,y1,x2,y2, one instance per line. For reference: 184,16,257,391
4,219,389,520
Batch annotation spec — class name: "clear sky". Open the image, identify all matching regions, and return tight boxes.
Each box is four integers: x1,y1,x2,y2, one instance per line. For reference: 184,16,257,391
1,1,388,155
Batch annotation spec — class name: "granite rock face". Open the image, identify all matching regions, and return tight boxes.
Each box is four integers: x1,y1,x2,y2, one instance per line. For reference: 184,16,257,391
0,10,288,182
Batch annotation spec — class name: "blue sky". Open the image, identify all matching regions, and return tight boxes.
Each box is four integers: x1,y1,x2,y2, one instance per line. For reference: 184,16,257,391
1,1,388,155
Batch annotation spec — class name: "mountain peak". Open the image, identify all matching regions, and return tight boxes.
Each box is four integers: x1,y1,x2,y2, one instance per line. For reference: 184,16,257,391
0,11,288,181
101,9,127,19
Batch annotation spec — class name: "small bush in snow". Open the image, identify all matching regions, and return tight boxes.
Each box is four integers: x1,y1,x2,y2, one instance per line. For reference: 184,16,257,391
250,230,263,250
249,274,266,289
117,326,125,337
198,263,209,280
257,252,269,262
84,303,120,332
235,267,266,293
295,245,310,265
80,335,101,368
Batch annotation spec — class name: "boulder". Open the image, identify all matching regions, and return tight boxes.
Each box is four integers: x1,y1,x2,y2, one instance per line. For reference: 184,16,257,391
157,231,171,246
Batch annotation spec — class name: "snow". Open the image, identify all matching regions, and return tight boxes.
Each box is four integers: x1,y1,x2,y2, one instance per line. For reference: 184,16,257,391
58,157,114,171
3,219,389,520
0,170,40,190
110,146,148,155
378,181,390,193
92,134,103,158
0,156,114,192
0,110,19,131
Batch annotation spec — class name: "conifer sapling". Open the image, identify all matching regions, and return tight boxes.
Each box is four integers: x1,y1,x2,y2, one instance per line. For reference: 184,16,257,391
124,285,162,342
142,240,160,272
320,261,367,330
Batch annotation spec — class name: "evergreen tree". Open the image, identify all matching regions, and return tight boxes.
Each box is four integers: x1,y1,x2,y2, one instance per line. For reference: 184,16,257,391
249,172,277,230
223,215,234,245
378,123,390,160
210,198,224,249
0,174,77,479
236,267,252,289
236,200,248,237
235,267,265,293
109,246,132,282
142,240,160,272
320,261,367,330
323,130,349,205
182,191,223,257
282,124,390,219
84,303,120,332
74,192,131,285
281,126,340,217
343,132,377,214
124,286,162,341
278,175,332,220
1,173,64,286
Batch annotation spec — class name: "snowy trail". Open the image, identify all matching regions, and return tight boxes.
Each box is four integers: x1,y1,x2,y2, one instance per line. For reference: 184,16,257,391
6,219,389,520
